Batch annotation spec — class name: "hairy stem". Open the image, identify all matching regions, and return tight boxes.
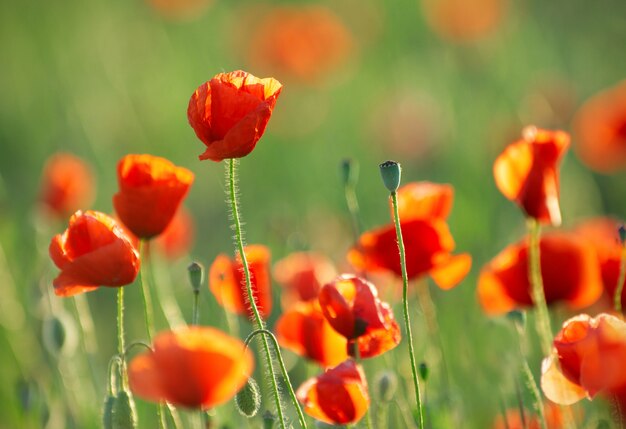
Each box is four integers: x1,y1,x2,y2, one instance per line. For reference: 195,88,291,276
527,219,552,356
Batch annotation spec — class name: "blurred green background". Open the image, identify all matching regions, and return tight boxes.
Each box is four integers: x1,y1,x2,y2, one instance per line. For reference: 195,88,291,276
1,0,626,427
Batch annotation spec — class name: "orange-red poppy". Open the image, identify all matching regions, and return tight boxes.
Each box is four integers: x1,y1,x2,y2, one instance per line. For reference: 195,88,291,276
39,153,95,218
273,252,337,308
187,70,283,162
494,126,570,226
147,0,212,20
348,219,471,290
573,80,626,173
477,232,603,315
394,181,454,221
493,403,564,429
318,275,400,358
248,6,353,84
128,326,253,409
275,301,348,367
296,359,369,425
154,207,195,260
209,245,272,320
113,154,194,240
421,0,507,43
49,210,140,297
541,313,626,406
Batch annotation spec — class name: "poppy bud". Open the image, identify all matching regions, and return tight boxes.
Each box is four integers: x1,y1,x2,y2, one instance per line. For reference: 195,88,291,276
379,160,402,193
374,370,397,402
263,410,277,429
111,390,138,429
188,261,204,293
42,312,77,356
235,377,261,418
102,393,115,429
506,310,527,330
619,224,626,244
418,362,429,382
341,158,359,189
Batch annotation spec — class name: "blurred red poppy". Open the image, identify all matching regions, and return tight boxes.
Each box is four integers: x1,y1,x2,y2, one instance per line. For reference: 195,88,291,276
248,6,353,84
113,154,194,240
154,207,195,260
421,0,507,43
273,252,337,308
296,359,369,425
49,210,140,297
574,217,626,310
318,275,400,358
348,219,471,290
39,153,95,218
573,80,626,173
541,313,626,405
187,70,283,162
147,0,212,20
477,232,603,315
128,326,253,409
276,301,348,367
209,245,272,319
494,126,570,226
394,181,454,221
493,403,564,429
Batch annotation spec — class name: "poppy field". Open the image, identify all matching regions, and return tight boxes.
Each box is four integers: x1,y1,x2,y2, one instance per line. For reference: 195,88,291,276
2,0,626,428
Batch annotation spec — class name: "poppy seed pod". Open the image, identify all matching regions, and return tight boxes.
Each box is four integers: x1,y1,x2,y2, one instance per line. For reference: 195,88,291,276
187,261,204,293
418,362,429,382
42,312,77,356
379,160,402,193
373,371,397,402
235,377,261,417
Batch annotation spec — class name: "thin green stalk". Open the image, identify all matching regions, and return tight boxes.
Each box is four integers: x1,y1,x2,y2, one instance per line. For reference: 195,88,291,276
390,191,424,429
192,291,200,325
344,182,361,244
228,159,307,429
352,344,373,429
116,287,127,390
614,245,626,313
138,240,155,341
527,219,552,356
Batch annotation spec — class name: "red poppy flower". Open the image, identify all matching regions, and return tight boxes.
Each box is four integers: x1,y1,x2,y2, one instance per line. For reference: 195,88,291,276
128,326,253,409
394,181,454,221
573,80,626,173
49,210,140,297
296,359,369,425
477,232,603,315
209,245,272,319
113,154,194,240
275,301,348,367
493,403,564,429
318,275,400,358
541,313,626,405
493,126,570,226
273,252,337,308
39,153,95,218
348,219,472,290
147,0,212,20
248,6,353,84
154,207,195,260
187,70,283,162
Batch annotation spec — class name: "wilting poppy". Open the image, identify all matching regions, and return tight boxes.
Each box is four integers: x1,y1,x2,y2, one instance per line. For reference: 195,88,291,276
273,252,337,308
113,154,194,240
154,207,195,260
541,313,626,406
477,232,603,315
49,210,140,297
573,80,626,173
318,275,400,358
421,0,507,42
39,153,95,218
348,219,471,290
394,181,454,221
248,6,353,84
187,70,283,162
493,126,570,226
275,301,348,367
128,326,253,409
493,403,564,429
209,245,272,319
296,359,369,425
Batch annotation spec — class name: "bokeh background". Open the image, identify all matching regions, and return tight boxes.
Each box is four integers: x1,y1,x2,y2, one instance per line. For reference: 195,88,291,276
1,0,626,427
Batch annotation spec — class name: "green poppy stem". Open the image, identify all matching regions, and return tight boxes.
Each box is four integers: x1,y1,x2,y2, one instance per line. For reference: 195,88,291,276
138,240,155,342
390,190,425,429
526,219,552,356
614,245,626,313
228,159,307,429
116,287,127,389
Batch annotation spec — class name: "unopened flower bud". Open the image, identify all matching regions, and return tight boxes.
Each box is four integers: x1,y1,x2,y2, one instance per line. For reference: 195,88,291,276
506,310,526,330
379,160,402,193
188,261,204,293
111,390,138,429
102,393,116,429
619,224,626,244
42,312,77,356
263,410,276,429
419,362,429,382
235,377,261,418
341,159,359,188
374,370,397,402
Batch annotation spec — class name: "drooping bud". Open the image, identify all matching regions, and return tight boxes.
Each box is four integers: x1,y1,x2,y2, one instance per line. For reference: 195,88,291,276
102,393,115,429
188,261,204,293
374,370,397,402
111,390,138,429
418,362,429,382
341,159,359,189
42,312,77,356
379,160,402,193
235,377,261,418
